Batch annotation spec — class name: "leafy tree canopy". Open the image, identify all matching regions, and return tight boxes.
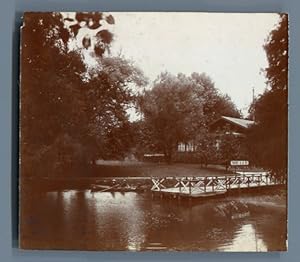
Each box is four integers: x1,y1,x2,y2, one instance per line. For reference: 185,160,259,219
247,14,288,175
137,72,240,163
21,12,146,176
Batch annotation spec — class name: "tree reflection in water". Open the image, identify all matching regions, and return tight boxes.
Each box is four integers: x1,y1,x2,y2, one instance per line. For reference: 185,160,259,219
20,188,287,251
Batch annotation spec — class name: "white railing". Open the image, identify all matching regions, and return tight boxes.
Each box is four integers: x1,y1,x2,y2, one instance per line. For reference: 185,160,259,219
151,173,286,194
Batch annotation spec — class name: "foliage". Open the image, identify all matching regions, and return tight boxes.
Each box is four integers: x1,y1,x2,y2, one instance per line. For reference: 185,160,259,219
218,133,247,170
190,72,241,124
137,73,205,162
194,130,218,167
137,72,240,163
21,12,145,176
247,14,288,176
264,14,288,92
83,56,147,160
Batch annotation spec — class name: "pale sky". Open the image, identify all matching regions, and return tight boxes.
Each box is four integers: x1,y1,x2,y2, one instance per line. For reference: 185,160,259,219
107,12,280,116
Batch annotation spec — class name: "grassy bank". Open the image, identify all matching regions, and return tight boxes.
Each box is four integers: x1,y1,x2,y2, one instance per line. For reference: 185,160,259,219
21,162,270,191
20,163,233,191
89,162,233,178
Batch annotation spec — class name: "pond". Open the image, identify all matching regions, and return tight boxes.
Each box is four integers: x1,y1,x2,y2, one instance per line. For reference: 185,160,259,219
20,188,287,251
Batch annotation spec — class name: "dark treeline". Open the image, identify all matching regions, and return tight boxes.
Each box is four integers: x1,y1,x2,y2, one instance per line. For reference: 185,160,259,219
247,14,288,177
21,12,287,177
21,12,146,176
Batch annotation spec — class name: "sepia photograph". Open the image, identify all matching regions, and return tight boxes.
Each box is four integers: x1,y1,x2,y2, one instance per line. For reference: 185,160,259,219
19,12,288,251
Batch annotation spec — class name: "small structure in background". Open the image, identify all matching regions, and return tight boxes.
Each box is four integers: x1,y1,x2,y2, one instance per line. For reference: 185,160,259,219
177,141,196,152
175,116,255,164
143,153,165,162
209,116,255,169
209,116,254,137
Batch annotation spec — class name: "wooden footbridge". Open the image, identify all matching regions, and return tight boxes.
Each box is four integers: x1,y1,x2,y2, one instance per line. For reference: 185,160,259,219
89,171,286,200
150,172,286,199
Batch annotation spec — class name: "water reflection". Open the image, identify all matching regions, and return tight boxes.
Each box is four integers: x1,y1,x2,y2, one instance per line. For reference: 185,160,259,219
21,188,287,251
86,191,146,251
219,224,267,252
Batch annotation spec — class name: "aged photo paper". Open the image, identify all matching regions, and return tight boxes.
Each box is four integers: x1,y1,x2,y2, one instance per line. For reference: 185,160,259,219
20,12,288,251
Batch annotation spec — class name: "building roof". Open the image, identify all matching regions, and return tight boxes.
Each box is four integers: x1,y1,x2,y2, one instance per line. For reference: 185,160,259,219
209,116,254,131
218,116,254,129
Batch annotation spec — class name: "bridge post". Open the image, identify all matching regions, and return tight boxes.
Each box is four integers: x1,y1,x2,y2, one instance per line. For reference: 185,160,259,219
179,178,181,193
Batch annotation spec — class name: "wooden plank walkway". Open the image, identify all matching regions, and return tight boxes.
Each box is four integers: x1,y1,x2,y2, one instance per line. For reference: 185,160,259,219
82,171,286,197
150,172,286,199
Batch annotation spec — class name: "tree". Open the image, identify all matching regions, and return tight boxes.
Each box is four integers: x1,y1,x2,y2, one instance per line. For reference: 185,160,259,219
194,129,218,167
217,125,248,170
247,14,288,176
21,12,145,176
138,72,205,163
189,73,241,166
264,14,288,92
82,56,147,160
136,71,241,164
190,73,241,125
